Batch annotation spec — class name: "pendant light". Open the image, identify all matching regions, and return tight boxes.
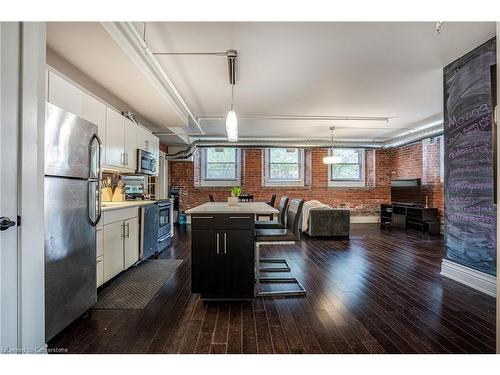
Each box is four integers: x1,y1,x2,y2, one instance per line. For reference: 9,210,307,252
226,50,238,142
226,84,238,142
323,126,342,164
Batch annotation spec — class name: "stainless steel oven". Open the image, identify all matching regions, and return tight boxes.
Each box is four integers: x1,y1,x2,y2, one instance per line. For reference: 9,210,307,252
157,199,173,252
137,149,157,175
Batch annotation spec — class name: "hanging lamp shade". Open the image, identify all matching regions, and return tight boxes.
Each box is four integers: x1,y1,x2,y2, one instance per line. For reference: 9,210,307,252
226,110,238,142
323,126,341,164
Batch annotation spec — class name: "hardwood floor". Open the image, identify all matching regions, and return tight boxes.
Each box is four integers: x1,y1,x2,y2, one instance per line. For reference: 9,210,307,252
48,224,497,354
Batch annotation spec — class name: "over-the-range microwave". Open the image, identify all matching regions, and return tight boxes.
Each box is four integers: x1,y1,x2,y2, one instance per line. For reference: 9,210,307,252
137,149,157,175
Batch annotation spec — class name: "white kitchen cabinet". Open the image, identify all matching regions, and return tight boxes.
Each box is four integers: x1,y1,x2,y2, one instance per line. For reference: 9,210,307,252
96,256,104,287
103,220,125,283
101,208,140,283
150,135,160,175
136,125,151,151
105,107,125,168
48,71,82,116
82,92,107,152
123,216,139,269
123,118,137,171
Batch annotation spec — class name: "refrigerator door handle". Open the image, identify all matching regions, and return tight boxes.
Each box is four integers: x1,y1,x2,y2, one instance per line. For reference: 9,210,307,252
88,133,102,226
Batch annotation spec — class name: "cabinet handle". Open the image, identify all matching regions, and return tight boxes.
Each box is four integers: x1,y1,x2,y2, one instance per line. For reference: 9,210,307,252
125,153,129,166
224,233,227,254
120,153,125,165
121,223,125,238
216,233,220,254
193,216,214,219
229,216,251,219
126,223,130,238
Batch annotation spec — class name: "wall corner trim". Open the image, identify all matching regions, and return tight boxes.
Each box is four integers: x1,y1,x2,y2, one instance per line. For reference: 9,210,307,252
441,259,497,297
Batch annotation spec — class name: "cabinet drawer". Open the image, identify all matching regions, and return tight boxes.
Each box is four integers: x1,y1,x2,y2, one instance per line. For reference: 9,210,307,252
191,214,254,230
103,207,139,225
96,256,104,287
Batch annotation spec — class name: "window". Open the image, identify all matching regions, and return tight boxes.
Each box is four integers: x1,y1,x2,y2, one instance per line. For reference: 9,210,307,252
328,148,365,187
200,148,241,186
264,148,304,186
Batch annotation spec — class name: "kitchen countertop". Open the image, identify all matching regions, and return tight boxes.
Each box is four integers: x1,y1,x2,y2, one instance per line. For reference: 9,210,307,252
101,200,156,212
185,202,278,215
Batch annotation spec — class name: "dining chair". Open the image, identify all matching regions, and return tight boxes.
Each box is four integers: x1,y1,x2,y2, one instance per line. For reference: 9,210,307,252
209,194,215,202
254,198,306,297
238,194,253,202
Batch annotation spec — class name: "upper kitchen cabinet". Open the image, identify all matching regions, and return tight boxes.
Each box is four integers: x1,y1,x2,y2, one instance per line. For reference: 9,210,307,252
104,107,126,169
81,92,106,150
104,109,137,172
136,125,152,151
48,71,82,116
124,118,137,171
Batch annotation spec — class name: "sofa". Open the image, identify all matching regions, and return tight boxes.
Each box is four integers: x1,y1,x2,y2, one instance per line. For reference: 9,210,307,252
305,208,350,238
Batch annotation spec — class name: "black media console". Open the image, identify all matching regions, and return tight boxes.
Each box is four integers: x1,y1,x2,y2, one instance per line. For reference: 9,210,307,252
380,203,440,235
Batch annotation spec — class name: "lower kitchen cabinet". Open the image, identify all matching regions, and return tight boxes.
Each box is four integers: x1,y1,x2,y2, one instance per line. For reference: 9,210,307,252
101,208,140,284
103,220,125,283
96,256,104,287
124,216,139,269
191,214,255,299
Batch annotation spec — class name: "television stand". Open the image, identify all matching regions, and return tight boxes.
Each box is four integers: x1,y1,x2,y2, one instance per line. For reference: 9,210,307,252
380,203,439,234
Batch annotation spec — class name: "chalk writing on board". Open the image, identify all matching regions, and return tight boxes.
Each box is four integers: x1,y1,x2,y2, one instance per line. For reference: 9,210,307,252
444,37,496,276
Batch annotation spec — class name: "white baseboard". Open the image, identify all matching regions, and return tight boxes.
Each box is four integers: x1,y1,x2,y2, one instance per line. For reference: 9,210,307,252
441,259,497,297
350,216,380,224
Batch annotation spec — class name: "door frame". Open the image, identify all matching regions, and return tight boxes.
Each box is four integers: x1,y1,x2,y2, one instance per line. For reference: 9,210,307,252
0,21,46,354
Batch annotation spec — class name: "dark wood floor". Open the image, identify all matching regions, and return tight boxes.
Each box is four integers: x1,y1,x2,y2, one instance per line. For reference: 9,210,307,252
48,224,496,354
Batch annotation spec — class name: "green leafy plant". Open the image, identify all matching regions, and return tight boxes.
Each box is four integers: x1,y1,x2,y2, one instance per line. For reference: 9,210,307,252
229,186,242,197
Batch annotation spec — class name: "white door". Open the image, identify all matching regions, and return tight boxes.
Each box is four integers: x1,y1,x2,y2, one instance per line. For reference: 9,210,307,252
123,217,139,269
0,22,21,353
105,107,125,168
103,221,125,282
123,118,137,171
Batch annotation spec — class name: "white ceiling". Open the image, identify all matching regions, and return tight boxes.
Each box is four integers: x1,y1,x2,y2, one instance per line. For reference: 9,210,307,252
47,22,495,145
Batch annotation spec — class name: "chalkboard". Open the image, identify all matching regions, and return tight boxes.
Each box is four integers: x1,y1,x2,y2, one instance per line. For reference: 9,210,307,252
444,37,496,276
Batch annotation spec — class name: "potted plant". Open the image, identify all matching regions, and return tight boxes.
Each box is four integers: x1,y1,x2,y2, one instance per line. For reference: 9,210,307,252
228,186,242,206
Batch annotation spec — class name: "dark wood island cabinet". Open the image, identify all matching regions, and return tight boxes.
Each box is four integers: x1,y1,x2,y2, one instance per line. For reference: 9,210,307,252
186,202,278,300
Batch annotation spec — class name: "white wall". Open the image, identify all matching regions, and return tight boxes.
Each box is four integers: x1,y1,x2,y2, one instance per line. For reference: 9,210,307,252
19,22,47,353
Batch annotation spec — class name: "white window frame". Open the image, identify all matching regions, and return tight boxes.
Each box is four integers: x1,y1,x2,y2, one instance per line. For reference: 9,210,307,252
263,148,305,187
328,148,366,187
200,148,241,187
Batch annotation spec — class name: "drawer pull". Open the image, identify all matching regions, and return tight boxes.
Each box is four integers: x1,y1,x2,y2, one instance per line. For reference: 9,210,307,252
193,216,214,219
216,233,220,254
224,233,227,254
229,216,252,219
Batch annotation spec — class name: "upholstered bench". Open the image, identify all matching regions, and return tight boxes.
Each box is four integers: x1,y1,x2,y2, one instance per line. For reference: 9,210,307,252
305,208,350,238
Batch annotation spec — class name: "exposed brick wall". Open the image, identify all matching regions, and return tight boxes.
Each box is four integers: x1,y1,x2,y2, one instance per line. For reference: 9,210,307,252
391,139,444,221
167,140,444,220
169,147,392,217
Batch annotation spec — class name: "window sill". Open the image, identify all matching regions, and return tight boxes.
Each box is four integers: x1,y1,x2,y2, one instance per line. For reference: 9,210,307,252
199,180,240,187
328,181,366,188
263,181,305,187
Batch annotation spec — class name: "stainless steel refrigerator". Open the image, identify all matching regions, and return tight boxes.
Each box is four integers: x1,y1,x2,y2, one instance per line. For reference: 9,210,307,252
44,103,102,341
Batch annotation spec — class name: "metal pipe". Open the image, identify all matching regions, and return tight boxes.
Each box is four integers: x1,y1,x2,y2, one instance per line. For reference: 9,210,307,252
199,114,391,122
120,22,205,135
382,124,444,149
165,123,444,160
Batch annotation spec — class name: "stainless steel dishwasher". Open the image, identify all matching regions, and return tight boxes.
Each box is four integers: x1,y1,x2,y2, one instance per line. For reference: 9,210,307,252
140,203,159,261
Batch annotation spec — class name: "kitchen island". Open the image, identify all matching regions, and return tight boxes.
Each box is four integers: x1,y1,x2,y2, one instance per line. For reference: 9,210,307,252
186,202,278,300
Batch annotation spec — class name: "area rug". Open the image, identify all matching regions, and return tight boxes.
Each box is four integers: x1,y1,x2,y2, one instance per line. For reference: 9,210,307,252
94,259,183,310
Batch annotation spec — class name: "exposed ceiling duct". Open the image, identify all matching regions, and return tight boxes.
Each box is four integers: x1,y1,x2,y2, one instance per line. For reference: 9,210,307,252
166,123,443,160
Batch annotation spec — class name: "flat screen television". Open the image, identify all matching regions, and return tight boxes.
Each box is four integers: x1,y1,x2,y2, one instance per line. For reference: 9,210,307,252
390,178,423,206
